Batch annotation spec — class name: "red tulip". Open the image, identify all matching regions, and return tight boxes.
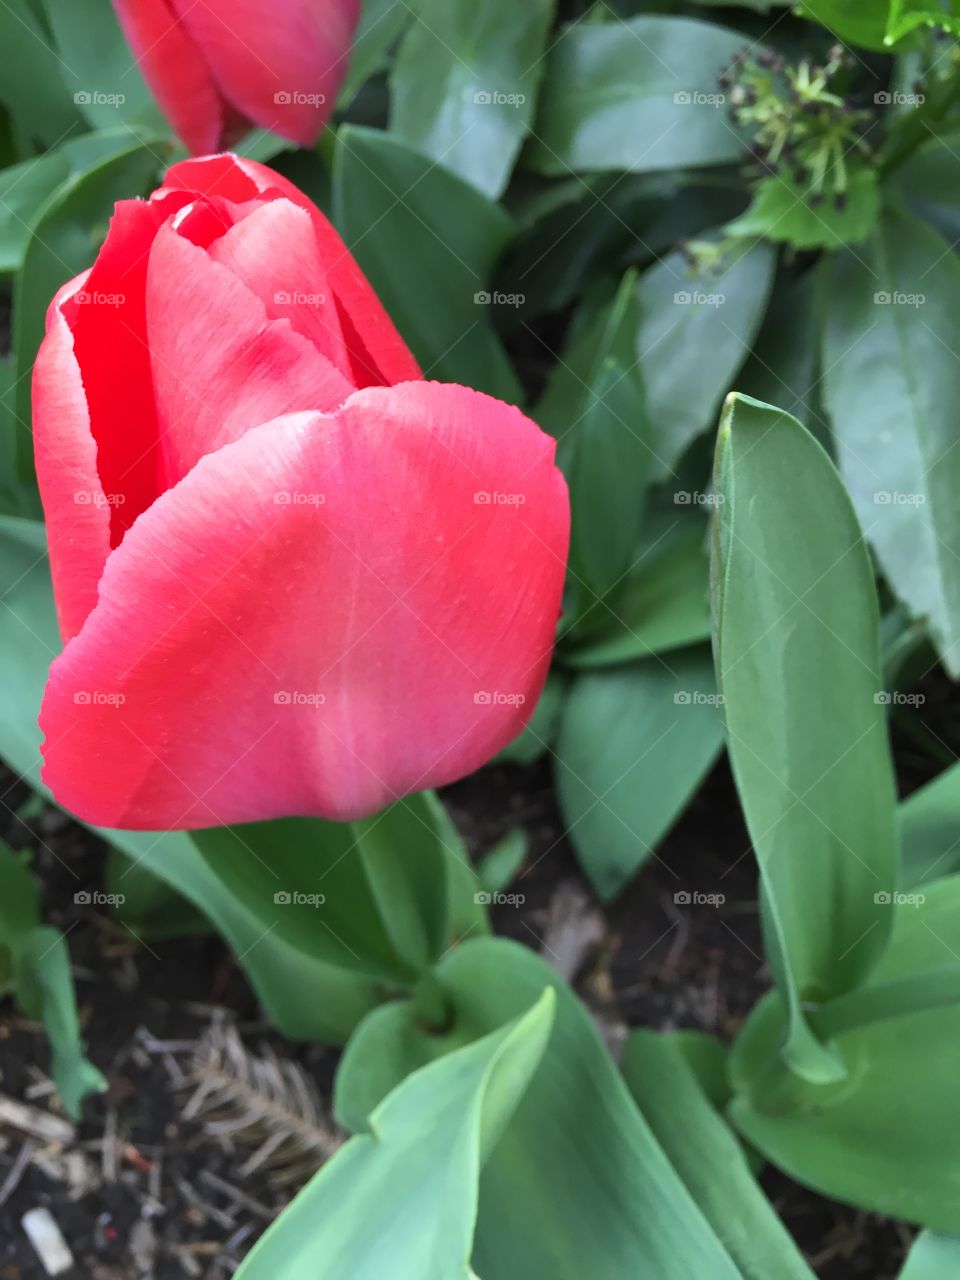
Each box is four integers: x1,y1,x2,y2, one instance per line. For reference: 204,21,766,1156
34,155,569,831
111,0,361,153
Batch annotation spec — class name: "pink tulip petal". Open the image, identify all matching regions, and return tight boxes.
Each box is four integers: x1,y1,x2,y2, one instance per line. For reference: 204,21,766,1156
40,382,569,829
168,0,360,146
112,0,228,154
159,154,422,387
206,199,353,380
32,274,112,643
145,216,355,486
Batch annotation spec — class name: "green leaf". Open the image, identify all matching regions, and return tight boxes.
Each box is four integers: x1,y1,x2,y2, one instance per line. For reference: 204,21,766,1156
900,763,960,888
729,876,960,1232
555,648,724,900
623,1030,815,1280
0,516,382,1045
390,0,554,199
562,510,712,667
340,0,416,103
725,168,880,250
899,1232,960,1279
15,925,107,1117
793,1,890,49
822,209,960,676
712,395,899,1079
635,239,775,475
0,840,41,978
886,0,960,42
235,989,555,1280
0,0,84,148
14,143,166,480
0,153,70,274
334,938,748,1278
476,829,527,897
333,125,520,401
893,130,960,242
527,17,752,176
495,671,567,764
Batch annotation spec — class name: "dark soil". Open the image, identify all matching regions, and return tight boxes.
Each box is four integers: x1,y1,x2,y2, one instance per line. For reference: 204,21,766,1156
0,735,927,1279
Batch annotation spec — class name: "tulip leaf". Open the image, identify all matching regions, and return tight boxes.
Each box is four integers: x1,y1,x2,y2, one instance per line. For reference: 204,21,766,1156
333,125,521,403
14,142,167,480
526,17,752,176
622,1030,816,1280
712,394,899,1080
729,876,960,1232
0,516,382,1044
333,937,750,1278
636,239,775,476
555,648,724,900
900,762,960,888
822,209,960,677
235,988,556,1280
340,0,417,103
389,0,554,199
898,1232,960,1279
0,0,84,148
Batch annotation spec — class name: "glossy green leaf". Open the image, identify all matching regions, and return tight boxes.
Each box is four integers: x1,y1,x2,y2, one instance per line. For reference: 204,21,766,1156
236,989,555,1280
0,153,70,274
14,143,166,479
729,876,960,1231
527,17,751,176
899,1232,960,1279
794,1,889,48
900,763,960,888
562,511,712,667
822,209,960,676
623,1030,815,1280
334,937,749,1278
725,168,880,250
712,395,898,1079
333,125,519,401
390,0,553,199
636,239,775,475
555,648,724,899
0,517,382,1045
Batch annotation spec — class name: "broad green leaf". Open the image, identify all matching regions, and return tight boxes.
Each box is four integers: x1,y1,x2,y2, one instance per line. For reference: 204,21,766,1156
725,168,880,250
623,1030,815,1280
894,131,960,242
822,209,960,676
14,143,166,479
40,0,166,131
0,517,382,1045
105,848,209,940
712,395,898,1079
333,125,519,401
0,0,84,148
562,510,712,667
390,0,554,199
794,1,889,48
0,153,70,274
495,671,566,764
636,239,775,475
899,1232,960,1279
476,829,527,896
235,990,555,1280
886,0,960,41
334,938,747,1278
729,876,960,1231
15,925,107,1117
555,648,724,900
340,0,416,103
900,762,960,887
527,17,751,176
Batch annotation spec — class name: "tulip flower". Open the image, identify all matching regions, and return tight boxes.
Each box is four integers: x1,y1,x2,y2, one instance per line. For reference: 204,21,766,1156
111,0,361,153
33,155,569,831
